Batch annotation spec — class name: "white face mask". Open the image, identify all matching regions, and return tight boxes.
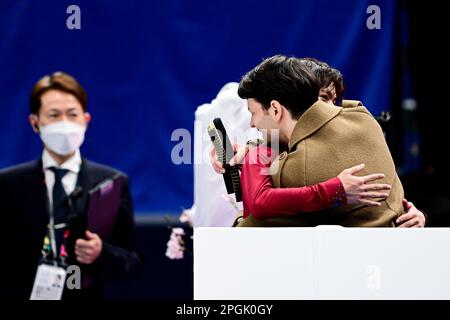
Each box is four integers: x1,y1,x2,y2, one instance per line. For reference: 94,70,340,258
39,121,86,156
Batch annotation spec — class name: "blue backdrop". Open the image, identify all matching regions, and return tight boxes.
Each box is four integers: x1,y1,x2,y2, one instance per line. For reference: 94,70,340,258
0,0,396,214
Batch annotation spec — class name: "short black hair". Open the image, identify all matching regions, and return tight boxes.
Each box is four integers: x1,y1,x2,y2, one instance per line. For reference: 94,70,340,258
238,55,320,119
299,57,345,104
30,71,87,115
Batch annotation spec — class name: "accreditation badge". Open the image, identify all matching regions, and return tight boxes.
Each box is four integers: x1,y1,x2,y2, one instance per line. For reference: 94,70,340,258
30,263,67,300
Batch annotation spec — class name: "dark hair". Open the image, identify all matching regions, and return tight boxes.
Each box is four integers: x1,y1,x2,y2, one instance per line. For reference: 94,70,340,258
30,71,87,115
238,55,320,119
299,57,345,104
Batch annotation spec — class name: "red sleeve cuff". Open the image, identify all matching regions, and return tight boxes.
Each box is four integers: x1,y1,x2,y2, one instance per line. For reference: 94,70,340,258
327,177,347,208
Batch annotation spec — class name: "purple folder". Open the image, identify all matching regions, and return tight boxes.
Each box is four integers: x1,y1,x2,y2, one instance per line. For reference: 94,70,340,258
87,174,124,239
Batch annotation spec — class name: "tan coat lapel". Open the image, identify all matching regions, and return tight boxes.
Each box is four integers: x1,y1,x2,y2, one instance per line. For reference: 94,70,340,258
341,100,363,108
288,101,342,151
271,101,341,187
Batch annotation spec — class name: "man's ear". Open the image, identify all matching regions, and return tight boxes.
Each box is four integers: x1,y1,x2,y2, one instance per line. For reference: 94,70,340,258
29,114,40,133
269,100,283,122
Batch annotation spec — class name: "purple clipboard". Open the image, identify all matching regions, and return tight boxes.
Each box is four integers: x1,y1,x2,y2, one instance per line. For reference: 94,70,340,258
87,174,124,239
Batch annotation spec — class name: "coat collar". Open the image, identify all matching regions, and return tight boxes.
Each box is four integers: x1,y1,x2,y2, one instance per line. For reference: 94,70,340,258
72,158,94,216
35,155,92,193
33,156,94,215
41,149,82,174
341,100,363,108
288,100,342,151
76,158,92,192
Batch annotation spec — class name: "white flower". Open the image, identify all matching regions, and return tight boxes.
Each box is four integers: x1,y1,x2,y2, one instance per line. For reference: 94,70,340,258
165,228,186,260
172,227,185,236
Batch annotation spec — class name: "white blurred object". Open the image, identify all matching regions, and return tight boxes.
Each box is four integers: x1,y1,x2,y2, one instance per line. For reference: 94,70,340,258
401,98,418,111
190,82,257,227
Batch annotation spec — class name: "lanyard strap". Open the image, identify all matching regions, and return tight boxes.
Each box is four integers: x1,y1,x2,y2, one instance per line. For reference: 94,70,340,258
43,218,70,264
41,165,76,264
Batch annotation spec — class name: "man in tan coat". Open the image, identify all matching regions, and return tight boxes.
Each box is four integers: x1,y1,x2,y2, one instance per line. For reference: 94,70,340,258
236,55,404,227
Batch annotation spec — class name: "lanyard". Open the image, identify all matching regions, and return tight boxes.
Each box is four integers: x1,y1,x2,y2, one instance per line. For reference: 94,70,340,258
42,217,70,264
41,166,72,265
42,218,70,264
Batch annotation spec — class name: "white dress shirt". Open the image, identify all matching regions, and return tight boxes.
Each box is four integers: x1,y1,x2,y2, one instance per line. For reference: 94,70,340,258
42,149,82,211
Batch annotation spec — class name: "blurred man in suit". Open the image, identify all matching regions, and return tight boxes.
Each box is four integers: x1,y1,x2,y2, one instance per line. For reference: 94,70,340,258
0,72,140,299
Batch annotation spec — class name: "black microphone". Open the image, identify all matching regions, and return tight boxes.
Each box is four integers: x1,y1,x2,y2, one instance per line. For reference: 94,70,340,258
207,118,242,202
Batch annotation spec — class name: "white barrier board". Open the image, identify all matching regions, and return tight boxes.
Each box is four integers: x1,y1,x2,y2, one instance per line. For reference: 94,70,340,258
194,227,450,299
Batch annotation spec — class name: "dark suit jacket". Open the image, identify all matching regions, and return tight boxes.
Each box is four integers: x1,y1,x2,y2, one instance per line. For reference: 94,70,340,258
0,157,141,299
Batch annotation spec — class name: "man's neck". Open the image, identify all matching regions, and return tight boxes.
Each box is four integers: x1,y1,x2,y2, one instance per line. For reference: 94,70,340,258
45,147,76,166
282,117,298,144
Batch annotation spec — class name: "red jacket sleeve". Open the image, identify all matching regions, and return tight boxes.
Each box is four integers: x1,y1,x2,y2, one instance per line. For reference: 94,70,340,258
241,146,346,220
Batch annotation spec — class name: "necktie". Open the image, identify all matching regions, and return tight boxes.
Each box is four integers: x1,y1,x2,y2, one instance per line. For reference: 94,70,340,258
49,167,70,253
